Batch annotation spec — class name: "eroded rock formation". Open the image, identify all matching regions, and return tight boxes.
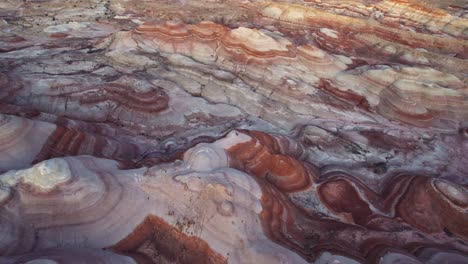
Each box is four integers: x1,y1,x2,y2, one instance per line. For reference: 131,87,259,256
0,0,467,263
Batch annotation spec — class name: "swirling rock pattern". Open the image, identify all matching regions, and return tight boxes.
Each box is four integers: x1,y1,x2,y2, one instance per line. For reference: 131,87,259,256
0,0,467,263
106,19,468,129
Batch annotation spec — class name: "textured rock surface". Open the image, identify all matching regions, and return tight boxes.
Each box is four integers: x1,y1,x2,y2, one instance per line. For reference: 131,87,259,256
1,0,467,263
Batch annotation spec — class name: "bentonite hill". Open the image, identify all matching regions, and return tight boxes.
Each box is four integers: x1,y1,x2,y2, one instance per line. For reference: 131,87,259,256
0,0,467,263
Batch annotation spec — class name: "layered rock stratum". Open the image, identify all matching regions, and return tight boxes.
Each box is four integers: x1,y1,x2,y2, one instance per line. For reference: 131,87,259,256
0,0,467,263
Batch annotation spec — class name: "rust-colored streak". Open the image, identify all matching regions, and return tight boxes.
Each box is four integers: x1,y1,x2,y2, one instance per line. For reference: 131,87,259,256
111,215,226,264
6,36,26,43
32,126,67,163
318,78,371,110
49,33,69,38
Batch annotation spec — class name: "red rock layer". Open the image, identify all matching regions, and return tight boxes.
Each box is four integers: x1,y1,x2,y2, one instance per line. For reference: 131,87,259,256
371,0,467,37
0,1,467,263
317,172,468,237
112,215,226,264
222,130,468,262
0,111,149,173
32,124,142,165
1,129,467,263
1,73,169,128
259,1,466,51
127,21,468,130
227,130,314,193
78,83,169,115
258,165,468,263
254,2,468,68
